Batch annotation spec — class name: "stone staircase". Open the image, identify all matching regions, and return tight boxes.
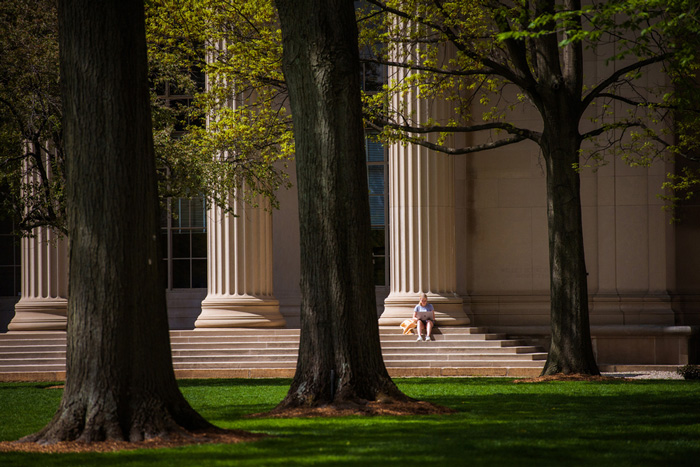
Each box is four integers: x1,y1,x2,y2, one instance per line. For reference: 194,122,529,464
0,327,547,381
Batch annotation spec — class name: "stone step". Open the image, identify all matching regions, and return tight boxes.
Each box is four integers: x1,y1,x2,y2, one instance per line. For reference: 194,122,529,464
0,360,546,374
382,360,546,368
0,340,540,352
170,329,301,336
0,330,502,342
175,347,543,357
172,341,301,348
170,336,299,344
0,339,67,346
176,335,510,344
379,334,511,342
380,327,491,334
173,355,298,363
0,347,547,361
381,341,529,348
381,353,548,361
0,337,525,348
170,360,545,369
0,345,67,353
0,332,66,340
0,341,529,354
0,327,548,380
170,327,491,335
168,351,546,363
0,351,67,358
172,362,297,369
1,358,66,366
0,343,541,355
382,338,525,346
0,365,66,372
0,327,485,337
380,346,545,355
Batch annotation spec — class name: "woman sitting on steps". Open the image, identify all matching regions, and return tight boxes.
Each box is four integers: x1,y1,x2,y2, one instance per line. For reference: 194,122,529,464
413,293,435,342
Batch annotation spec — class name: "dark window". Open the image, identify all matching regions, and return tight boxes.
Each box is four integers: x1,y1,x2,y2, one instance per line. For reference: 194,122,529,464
366,138,389,286
0,217,21,297
160,197,207,289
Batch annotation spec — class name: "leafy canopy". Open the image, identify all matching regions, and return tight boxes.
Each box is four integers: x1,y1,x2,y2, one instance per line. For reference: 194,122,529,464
357,0,700,209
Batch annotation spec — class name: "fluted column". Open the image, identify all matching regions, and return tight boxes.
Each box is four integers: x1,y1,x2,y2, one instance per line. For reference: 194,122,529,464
378,40,468,326
196,195,284,327
378,142,469,325
10,226,68,330
10,141,68,330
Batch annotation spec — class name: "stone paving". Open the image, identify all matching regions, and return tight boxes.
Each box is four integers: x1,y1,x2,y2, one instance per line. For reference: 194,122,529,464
605,371,684,380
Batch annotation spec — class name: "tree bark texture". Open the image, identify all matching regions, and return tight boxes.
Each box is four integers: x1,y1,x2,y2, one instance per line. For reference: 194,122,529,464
23,0,212,443
524,0,598,375
539,98,599,376
276,0,407,406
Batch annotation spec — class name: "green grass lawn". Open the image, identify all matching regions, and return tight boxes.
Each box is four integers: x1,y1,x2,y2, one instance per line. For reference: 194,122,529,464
1,377,699,466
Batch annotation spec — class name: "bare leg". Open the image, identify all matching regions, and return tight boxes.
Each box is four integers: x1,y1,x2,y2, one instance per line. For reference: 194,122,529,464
426,320,433,339
416,320,425,340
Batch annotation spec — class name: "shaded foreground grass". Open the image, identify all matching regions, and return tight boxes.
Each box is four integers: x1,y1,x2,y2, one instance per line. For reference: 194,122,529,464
0,377,698,466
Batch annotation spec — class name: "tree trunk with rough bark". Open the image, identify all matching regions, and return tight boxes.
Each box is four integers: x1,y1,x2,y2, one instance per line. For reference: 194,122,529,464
22,0,212,444
275,0,408,407
539,105,599,376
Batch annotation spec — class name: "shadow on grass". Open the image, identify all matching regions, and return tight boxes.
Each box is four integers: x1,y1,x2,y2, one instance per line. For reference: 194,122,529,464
178,378,292,388
1,378,699,466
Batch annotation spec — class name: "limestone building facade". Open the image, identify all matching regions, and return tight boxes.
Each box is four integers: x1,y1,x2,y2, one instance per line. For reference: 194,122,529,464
2,132,699,366
1,36,699,367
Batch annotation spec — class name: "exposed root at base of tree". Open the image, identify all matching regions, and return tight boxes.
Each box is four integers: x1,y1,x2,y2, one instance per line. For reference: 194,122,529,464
0,428,265,453
513,373,617,383
249,399,456,418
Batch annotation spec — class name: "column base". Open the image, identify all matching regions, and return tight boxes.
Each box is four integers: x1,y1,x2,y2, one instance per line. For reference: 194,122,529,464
379,292,470,326
196,295,286,328
9,298,68,331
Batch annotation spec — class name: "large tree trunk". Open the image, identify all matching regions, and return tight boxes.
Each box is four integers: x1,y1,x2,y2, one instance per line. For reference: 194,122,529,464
275,0,408,407
540,117,600,376
22,0,212,443
527,1,598,375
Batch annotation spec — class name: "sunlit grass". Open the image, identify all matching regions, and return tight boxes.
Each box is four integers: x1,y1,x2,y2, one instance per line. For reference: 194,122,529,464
1,377,698,466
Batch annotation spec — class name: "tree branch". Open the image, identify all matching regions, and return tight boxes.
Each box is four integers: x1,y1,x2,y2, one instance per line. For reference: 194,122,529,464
486,0,538,90
581,121,643,140
562,0,584,97
582,54,670,111
373,119,541,142
364,0,529,88
406,134,528,155
361,57,495,77
594,92,648,108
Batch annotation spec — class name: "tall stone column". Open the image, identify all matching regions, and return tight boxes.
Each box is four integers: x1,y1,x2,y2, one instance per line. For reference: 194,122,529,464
196,196,285,327
10,142,68,331
378,41,469,326
378,140,470,325
10,227,68,330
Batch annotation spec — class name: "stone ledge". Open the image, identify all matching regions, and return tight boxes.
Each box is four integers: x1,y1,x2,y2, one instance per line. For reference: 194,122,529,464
598,364,684,372
491,324,700,336
0,366,546,382
0,371,66,382
492,325,700,365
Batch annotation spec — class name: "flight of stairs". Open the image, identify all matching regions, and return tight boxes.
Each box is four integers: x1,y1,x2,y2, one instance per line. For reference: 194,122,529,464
0,327,547,381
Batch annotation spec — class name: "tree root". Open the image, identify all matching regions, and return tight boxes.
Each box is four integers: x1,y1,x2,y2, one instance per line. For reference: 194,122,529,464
12,397,252,448
250,397,455,418
1,428,265,453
